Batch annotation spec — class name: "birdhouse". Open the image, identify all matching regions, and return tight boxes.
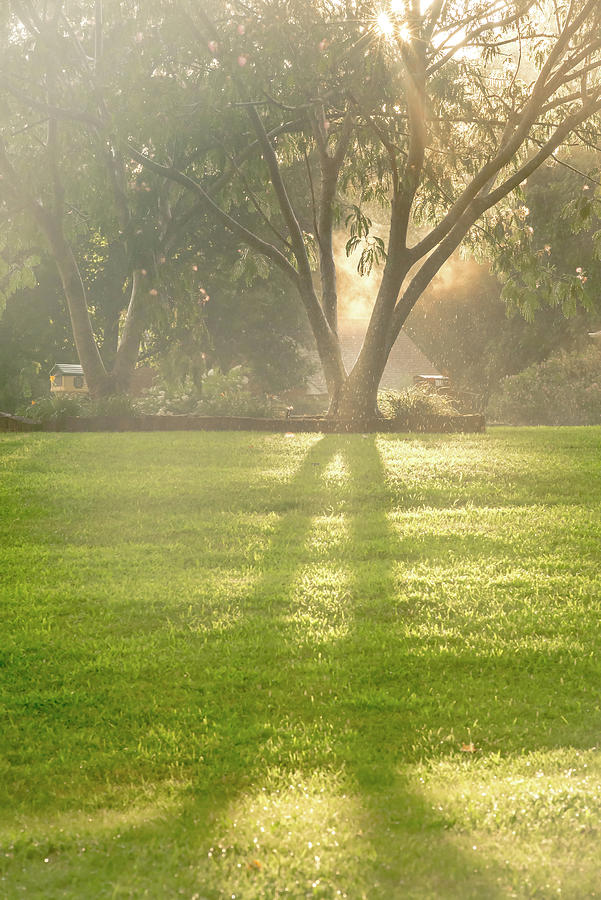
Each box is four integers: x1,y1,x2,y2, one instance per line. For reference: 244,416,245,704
49,364,88,394
413,374,450,392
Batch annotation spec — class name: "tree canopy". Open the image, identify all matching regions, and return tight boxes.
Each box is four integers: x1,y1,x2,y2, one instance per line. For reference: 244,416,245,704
2,1,601,416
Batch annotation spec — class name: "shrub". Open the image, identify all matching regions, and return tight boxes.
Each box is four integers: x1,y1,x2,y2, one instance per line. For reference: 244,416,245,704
487,344,601,425
17,393,138,423
135,367,274,418
378,386,458,421
18,394,84,422
84,395,138,418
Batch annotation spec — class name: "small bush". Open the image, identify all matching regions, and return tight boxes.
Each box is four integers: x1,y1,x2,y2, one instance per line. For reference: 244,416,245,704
487,345,601,425
378,386,458,421
18,368,273,423
18,394,84,422
135,368,274,418
84,394,138,418
17,393,138,423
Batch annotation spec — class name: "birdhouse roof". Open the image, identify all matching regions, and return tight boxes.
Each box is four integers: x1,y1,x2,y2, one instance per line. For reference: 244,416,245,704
414,374,449,383
50,364,84,376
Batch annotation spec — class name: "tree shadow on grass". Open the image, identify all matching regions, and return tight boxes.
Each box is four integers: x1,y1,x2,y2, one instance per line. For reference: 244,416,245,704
5,434,601,897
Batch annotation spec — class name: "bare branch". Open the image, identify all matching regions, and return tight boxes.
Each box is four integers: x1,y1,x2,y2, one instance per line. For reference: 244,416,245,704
1,80,103,129
245,102,313,284
426,1,537,77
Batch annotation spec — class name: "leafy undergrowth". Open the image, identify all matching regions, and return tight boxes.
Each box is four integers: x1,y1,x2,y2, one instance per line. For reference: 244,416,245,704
1,427,601,898
378,385,458,420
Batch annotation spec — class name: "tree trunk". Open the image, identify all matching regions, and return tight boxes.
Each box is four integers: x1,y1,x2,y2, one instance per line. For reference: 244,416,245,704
110,271,146,393
50,228,144,397
297,279,347,398
101,309,121,367
47,225,111,398
327,241,411,423
329,359,383,424
327,376,378,426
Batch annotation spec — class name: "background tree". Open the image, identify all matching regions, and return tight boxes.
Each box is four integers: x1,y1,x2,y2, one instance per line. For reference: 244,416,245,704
0,262,74,411
408,150,601,403
0,0,208,396
0,0,311,401
138,224,312,393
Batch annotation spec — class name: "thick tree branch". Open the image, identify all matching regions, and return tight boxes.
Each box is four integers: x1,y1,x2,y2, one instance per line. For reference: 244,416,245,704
388,92,601,347
1,80,103,128
244,103,313,284
311,109,353,331
127,143,300,285
223,145,293,251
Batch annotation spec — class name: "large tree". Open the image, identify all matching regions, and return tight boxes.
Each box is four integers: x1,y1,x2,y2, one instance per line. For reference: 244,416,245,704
129,0,601,421
0,0,311,398
0,2,145,394
3,2,601,415
0,0,226,396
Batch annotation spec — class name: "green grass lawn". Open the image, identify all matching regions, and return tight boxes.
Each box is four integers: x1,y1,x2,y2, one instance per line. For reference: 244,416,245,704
1,427,601,898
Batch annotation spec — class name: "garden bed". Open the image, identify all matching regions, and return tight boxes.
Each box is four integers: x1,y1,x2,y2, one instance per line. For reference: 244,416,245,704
0,412,42,432
1,411,485,433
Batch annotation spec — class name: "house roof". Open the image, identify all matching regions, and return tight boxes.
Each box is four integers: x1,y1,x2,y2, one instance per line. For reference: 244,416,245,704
50,364,84,376
307,319,442,394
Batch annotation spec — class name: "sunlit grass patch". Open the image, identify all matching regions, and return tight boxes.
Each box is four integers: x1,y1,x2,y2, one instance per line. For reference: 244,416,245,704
2,428,601,897
289,563,352,643
200,770,359,899
321,451,351,487
414,748,601,896
305,514,349,556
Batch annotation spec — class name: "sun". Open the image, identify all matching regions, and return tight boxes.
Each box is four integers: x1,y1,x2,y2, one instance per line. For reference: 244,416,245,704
375,11,395,40
374,9,412,43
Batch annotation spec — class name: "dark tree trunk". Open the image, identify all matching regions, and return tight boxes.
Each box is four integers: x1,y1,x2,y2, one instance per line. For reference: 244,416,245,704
329,356,386,423
326,232,412,423
47,223,111,398
101,310,120,368
48,222,144,397
110,271,146,393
